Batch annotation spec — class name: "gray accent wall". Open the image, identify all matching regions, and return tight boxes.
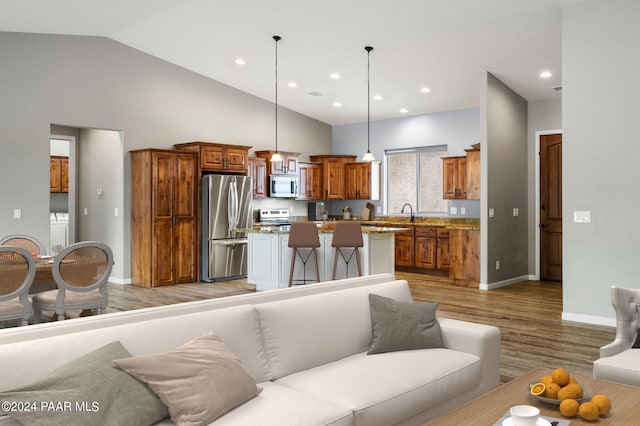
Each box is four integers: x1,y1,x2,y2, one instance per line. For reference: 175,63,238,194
331,109,481,217
481,72,529,286
0,32,331,281
562,0,640,324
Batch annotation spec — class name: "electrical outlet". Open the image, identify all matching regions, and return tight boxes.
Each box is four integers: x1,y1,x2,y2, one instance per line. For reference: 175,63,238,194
114,207,118,217
460,207,466,215
513,207,519,217
450,207,457,215
13,208,21,219
84,208,88,216
496,260,501,270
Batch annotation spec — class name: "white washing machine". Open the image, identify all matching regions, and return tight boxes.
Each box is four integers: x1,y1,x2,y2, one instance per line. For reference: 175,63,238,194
50,212,69,255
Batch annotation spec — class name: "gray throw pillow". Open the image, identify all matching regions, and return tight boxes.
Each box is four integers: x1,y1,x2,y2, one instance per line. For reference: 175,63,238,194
0,341,168,426
632,304,640,349
114,332,260,426
368,293,444,354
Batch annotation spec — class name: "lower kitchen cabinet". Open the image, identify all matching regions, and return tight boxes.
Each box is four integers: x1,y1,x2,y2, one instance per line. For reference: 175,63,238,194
436,228,450,273
394,226,449,274
449,228,480,286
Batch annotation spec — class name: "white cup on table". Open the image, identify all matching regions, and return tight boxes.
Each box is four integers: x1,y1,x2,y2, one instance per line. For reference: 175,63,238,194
509,405,539,426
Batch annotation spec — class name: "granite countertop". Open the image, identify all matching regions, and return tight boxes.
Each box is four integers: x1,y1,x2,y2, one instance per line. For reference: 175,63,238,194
243,225,408,234
358,216,480,231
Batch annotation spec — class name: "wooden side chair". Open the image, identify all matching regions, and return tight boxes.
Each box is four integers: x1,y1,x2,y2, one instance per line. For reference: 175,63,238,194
0,234,47,256
0,246,36,327
331,221,363,280
32,241,113,322
288,222,321,287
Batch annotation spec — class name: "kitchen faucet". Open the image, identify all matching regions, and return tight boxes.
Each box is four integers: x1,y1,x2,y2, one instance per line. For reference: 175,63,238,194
400,203,414,222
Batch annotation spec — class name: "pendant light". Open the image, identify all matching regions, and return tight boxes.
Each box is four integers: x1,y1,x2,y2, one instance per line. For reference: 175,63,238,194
362,46,375,162
271,35,283,163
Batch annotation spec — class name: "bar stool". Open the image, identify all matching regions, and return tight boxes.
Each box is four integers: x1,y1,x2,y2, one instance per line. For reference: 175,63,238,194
288,222,321,287
331,221,363,280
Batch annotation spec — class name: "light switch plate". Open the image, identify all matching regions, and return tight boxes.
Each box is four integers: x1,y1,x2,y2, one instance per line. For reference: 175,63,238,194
574,211,591,223
513,207,519,217
13,208,21,219
489,208,495,218
460,207,466,215
450,207,457,215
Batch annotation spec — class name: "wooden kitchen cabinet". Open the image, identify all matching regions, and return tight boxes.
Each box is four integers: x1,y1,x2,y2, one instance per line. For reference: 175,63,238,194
442,156,467,199
436,227,450,272
309,155,356,199
345,162,380,200
130,149,198,287
394,225,449,274
297,161,322,200
254,150,299,175
50,156,69,193
465,148,480,199
174,141,249,173
247,157,267,199
449,228,480,286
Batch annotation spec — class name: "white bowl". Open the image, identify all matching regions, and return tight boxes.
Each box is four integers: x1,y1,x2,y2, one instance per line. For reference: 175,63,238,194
509,405,540,426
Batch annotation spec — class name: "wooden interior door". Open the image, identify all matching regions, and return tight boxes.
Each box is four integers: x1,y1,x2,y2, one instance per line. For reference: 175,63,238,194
540,134,562,281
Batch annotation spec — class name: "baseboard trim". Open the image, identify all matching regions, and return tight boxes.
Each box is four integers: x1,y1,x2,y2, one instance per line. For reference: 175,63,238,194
479,275,531,290
108,276,131,285
562,312,616,327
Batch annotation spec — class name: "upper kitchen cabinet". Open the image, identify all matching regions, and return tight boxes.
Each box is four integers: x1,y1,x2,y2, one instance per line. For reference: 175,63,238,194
309,155,356,199
174,141,250,174
345,162,380,200
247,157,267,199
297,161,322,200
50,156,69,193
465,147,480,199
130,149,198,287
254,150,299,175
442,156,467,199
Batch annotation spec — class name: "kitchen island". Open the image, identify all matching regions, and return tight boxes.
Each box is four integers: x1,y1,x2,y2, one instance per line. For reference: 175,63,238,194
247,225,406,291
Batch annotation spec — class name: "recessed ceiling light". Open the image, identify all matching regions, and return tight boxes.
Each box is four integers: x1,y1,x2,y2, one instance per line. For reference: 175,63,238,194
539,71,552,78
288,82,298,88
373,94,383,101
330,73,340,80
234,58,246,66
332,101,342,107
399,108,409,114
420,87,431,93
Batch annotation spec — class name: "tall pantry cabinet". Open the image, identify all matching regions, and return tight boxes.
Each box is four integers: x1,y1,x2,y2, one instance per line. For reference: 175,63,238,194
130,149,198,287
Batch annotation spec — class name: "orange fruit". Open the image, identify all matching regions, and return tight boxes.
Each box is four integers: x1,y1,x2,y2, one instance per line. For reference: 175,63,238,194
568,383,583,399
569,375,577,384
552,368,571,386
591,394,612,415
557,386,574,400
540,375,554,386
559,399,579,417
544,382,561,399
530,382,545,396
579,401,600,421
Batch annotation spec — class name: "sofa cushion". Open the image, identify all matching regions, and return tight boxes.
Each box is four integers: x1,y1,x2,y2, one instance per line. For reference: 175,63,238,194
115,332,260,426
0,341,168,426
593,349,640,387
256,280,413,379
276,349,481,426
367,293,443,354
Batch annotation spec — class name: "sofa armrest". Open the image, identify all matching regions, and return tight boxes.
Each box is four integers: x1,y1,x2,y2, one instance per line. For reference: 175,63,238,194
438,317,501,393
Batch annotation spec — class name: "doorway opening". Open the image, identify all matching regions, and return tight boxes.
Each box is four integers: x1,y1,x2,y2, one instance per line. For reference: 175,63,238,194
50,135,76,255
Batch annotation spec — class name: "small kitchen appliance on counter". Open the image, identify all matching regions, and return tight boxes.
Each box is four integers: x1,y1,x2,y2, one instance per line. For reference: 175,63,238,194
307,201,326,221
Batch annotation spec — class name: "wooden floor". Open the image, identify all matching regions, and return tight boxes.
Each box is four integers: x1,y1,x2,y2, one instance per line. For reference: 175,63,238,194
104,271,615,383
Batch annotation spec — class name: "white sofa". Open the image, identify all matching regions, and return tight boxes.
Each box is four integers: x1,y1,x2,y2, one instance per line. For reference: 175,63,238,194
593,286,640,386
0,273,501,425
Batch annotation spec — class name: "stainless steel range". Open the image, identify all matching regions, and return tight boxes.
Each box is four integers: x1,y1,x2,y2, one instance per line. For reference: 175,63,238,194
258,208,291,231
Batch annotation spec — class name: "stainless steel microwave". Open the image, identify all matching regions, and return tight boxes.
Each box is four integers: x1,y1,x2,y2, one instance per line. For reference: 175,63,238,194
269,175,298,198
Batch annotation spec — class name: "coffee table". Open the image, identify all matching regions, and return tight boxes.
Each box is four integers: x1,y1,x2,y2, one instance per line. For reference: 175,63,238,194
424,367,640,425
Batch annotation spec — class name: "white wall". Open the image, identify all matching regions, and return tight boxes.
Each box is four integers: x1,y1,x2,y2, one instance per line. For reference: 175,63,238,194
0,32,331,281
562,0,640,325
331,108,481,217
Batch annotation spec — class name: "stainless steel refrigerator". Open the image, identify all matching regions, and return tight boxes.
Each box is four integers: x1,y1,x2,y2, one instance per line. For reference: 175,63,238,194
202,174,253,282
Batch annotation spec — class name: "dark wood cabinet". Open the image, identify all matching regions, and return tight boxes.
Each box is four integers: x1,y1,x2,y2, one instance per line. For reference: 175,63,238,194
394,225,449,274
442,156,467,199
174,141,249,173
297,162,322,200
50,156,69,193
247,157,267,199
449,228,480,286
130,149,198,287
345,162,380,200
254,150,299,175
309,155,356,199
465,148,480,199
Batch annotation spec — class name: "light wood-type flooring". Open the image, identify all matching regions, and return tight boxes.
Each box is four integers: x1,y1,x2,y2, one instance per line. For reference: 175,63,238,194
104,271,615,383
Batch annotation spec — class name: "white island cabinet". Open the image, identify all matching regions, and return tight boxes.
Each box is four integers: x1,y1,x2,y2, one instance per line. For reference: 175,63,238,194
248,227,401,291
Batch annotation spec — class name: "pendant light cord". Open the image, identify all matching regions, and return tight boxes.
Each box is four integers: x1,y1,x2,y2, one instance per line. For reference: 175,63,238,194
365,46,374,160
274,35,280,153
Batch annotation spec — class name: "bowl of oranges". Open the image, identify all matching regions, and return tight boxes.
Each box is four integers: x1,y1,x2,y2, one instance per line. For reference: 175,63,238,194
528,368,612,421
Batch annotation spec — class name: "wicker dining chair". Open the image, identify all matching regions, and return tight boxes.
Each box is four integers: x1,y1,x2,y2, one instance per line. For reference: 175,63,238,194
0,234,47,256
32,241,113,322
0,246,36,327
